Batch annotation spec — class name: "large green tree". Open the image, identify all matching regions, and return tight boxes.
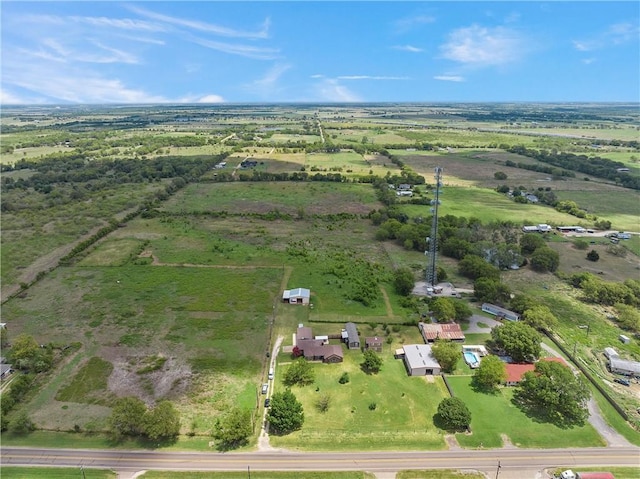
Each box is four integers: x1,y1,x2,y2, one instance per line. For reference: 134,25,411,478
394,267,415,296
361,349,383,374
109,397,147,438
213,407,253,450
522,305,558,332
474,278,511,304
458,255,500,281
431,340,460,373
491,321,541,363
473,355,507,391
267,389,304,435
514,360,590,425
436,397,471,431
283,358,315,386
520,234,545,255
530,246,560,272
429,297,456,323
143,400,181,440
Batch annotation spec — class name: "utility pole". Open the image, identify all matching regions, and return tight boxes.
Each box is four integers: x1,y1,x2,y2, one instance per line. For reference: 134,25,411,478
80,466,86,479
248,465,251,479
495,460,501,479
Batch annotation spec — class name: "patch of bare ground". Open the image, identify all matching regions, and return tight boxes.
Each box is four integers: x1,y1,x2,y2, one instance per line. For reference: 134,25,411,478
32,402,112,432
550,241,640,282
104,349,192,406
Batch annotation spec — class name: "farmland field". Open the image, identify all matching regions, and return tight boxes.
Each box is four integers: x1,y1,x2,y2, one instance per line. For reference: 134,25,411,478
1,103,639,453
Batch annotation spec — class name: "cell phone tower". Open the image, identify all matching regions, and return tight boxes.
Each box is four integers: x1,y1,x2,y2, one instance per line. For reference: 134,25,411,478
426,167,443,286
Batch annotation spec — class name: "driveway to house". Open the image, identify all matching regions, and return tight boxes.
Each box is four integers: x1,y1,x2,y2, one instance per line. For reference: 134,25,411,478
540,343,633,447
258,335,285,452
465,314,501,333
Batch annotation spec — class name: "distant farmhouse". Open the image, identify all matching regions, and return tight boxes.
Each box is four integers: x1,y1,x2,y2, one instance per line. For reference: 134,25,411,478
283,288,311,305
522,224,552,233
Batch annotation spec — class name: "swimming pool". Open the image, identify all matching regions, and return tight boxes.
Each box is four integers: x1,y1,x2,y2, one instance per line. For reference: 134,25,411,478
463,351,481,368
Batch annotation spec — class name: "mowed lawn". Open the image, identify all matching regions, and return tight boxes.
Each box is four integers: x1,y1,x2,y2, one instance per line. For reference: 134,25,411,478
446,376,605,448
270,353,448,451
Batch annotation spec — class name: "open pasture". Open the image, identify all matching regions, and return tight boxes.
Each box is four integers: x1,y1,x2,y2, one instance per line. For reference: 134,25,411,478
270,351,448,451
397,150,551,188
305,151,373,175
447,376,605,448
2,263,279,432
160,181,381,216
1,181,165,288
553,189,640,233
398,186,583,225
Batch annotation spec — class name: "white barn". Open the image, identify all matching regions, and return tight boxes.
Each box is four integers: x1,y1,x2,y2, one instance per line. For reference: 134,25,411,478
402,344,441,376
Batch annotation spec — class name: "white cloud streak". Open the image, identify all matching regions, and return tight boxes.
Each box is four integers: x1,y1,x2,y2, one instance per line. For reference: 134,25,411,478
394,15,436,33
392,45,424,53
337,75,409,81
190,36,280,60
440,25,524,66
434,75,465,82
128,5,270,39
573,22,640,51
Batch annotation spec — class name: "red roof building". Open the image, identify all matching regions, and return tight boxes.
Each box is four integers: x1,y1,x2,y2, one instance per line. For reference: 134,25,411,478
419,322,465,342
505,357,568,386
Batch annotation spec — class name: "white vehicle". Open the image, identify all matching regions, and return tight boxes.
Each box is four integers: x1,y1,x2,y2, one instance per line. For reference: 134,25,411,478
268,367,274,380
261,383,268,394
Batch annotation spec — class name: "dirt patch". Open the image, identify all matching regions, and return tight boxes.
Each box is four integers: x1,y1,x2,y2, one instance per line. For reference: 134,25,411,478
105,349,192,406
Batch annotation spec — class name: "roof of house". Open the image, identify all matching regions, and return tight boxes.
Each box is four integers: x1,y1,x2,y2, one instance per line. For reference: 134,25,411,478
419,322,465,341
283,288,311,300
481,303,520,318
366,337,383,346
505,357,567,383
403,344,440,370
322,345,344,360
604,347,619,358
0,364,13,375
345,322,360,343
297,326,313,341
610,357,640,374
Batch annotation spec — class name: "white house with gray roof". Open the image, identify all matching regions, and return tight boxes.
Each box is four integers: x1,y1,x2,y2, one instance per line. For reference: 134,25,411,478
402,344,441,376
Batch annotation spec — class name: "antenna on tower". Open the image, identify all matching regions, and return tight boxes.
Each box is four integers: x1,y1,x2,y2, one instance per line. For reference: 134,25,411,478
426,167,443,287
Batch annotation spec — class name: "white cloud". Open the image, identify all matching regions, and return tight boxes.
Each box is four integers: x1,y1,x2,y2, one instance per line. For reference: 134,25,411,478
394,15,436,33
573,22,640,51
434,75,464,82
440,25,524,66
69,15,166,32
337,75,409,81
128,5,270,39
582,58,596,65
190,36,280,60
392,45,423,53
314,79,361,102
195,94,225,103
243,63,292,98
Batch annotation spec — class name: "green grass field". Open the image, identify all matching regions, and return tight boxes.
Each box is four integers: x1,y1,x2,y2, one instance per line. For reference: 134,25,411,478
446,376,605,448
270,354,448,451
0,467,117,479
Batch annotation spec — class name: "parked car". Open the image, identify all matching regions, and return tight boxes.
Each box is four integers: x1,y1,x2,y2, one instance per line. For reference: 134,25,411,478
261,383,269,394
614,377,631,386
264,398,270,408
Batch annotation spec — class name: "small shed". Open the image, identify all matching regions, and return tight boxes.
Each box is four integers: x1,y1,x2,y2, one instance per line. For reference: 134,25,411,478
344,322,360,350
619,334,631,344
365,337,383,353
283,288,311,305
604,347,619,360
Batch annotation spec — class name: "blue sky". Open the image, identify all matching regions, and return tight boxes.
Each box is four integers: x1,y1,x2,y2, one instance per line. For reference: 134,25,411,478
1,1,638,104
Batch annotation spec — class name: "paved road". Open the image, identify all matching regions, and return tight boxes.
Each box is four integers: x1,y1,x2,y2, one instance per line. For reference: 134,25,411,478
2,446,639,473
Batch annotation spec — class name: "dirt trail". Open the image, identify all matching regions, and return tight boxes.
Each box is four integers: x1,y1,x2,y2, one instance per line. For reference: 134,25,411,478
379,285,394,319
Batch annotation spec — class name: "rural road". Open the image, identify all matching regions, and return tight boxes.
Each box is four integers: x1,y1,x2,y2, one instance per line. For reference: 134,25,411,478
1,446,639,475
